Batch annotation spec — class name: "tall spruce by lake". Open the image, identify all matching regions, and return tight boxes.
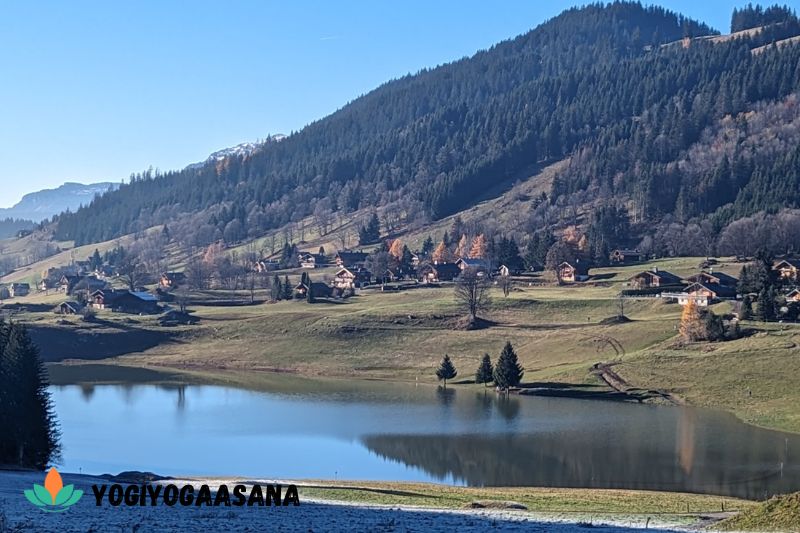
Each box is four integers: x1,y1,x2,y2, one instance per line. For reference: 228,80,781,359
0,322,60,469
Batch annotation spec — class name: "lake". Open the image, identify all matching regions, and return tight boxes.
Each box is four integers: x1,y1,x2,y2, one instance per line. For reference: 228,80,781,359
48,365,800,500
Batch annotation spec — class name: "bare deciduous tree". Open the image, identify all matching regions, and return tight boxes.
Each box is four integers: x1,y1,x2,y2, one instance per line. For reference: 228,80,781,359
454,268,491,320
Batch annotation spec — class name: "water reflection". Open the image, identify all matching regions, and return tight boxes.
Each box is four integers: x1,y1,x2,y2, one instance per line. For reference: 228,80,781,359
50,374,800,500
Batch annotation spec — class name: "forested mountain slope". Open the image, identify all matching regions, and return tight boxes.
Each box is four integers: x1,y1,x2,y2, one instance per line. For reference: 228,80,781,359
51,2,800,249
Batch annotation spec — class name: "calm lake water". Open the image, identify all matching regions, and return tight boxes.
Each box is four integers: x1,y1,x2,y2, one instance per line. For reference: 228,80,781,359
48,365,800,500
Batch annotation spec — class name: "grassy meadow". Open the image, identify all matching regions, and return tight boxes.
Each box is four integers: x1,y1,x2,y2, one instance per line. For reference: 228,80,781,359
4,255,800,434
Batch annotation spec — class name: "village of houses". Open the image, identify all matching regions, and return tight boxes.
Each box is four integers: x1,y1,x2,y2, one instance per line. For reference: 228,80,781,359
3,241,800,325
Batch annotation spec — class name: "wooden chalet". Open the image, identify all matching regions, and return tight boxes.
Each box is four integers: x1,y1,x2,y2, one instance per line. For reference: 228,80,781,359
55,301,84,315
686,270,738,288
70,276,107,298
558,261,589,283
59,275,81,294
774,259,800,282
90,289,160,314
335,251,368,268
299,253,324,269
253,260,279,273
417,262,461,283
7,283,30,298
628,268,682,289
609,249,640,264
294,281,332,299
333,267,372,290
455,258,489,274
786,289,800,303
409,253,421,268
159,272,187,289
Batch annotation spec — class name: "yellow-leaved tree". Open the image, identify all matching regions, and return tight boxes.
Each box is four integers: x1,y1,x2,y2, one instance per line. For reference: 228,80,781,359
469,234,488,258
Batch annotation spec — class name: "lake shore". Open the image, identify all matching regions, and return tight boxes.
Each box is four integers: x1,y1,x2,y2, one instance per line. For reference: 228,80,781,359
0,470,751,532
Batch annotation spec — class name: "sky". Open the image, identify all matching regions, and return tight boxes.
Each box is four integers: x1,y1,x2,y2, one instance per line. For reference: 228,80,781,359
0,0,781,207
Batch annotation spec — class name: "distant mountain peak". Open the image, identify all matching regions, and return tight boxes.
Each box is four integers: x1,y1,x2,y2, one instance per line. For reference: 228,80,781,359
186,134,286,170
0,182,119,222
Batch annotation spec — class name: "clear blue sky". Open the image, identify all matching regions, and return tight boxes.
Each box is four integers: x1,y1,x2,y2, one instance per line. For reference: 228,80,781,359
0,1,776,207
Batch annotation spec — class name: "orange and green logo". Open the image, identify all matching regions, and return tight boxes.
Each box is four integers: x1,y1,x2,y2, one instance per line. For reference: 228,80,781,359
24,468,83,512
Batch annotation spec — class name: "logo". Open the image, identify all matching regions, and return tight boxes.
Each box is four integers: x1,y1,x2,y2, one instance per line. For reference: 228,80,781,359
24,467,83,512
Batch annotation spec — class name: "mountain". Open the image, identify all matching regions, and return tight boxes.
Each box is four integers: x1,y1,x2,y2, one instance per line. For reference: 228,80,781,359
0,182,118,223
51,3,800,251
185,135,286,171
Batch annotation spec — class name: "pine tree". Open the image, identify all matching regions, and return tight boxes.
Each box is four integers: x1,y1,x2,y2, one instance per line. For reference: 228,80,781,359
271,274,282,301
0,322,60,468
475,354,494,387
421,236,435,258
756,287,777,322
282,275,293,300
436,354,457,387
493,342,524,389
740,295,753,320
306,277,315,304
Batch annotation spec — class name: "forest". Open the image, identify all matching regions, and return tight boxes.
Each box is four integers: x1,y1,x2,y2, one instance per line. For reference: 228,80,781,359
47,3,800,257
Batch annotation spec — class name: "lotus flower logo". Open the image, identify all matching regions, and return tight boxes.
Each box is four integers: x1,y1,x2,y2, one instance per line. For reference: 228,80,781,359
24,468,83,512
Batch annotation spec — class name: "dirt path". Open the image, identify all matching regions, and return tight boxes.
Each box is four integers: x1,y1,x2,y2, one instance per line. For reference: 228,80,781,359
591,361,684,405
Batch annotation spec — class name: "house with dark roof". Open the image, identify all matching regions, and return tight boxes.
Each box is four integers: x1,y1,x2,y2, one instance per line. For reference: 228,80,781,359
90,289,160,314
294,281,332,299
686,270,738,288
455,258,489,274
628,269,682,289
335,251,369,268
786,289,800,303
159,272,187,289
333,267,372,290
774,259,800,282
558,261,589,283
7,283,30,298
418,262,461,283
299,253,325,269
55,301,84,315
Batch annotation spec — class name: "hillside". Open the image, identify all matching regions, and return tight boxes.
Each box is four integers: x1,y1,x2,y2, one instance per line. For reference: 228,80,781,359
46,3,800,254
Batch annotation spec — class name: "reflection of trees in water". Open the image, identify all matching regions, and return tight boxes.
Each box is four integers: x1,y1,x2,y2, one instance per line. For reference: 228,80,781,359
79,384,95,402
362,425,800,499
495,396,520,421
435,386,456,407
677,408,697,476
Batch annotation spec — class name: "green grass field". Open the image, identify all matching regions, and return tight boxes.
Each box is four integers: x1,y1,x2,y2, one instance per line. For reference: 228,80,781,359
6,255,800,434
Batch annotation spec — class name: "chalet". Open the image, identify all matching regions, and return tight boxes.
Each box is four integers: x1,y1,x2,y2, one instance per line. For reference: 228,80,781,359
70,276,107,298
773,259,800,282
38,279,50,292
609,249,640,264
7,283,30,298
418,262,461,283
294,281,332,299
55,301,84,315
378,268,402,284
628,269,682,289
93,265,116,280
410,253,421,268
456,258,489,274
686,270,738,288
558,261,589,283
335,251,368,268
253,260,279,273
786,289,800,303
90,289,160,314
159,272,187,289
59,275,81,294
299,253,324,269
333,267,372,290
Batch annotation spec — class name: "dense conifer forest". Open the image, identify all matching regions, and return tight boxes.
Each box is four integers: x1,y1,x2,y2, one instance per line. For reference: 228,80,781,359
50,3,800,250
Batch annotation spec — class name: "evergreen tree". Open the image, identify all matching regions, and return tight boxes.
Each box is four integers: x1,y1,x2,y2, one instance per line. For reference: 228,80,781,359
475,354,494,387
0,322,60,468
436,354,458,387
421,236,435,258
493,342,524,389
89,249,102,270
756,286,777,321
359,213,381,245
271,274,282,301
306,277,315,304
282,275,293,300
740,295,753,320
